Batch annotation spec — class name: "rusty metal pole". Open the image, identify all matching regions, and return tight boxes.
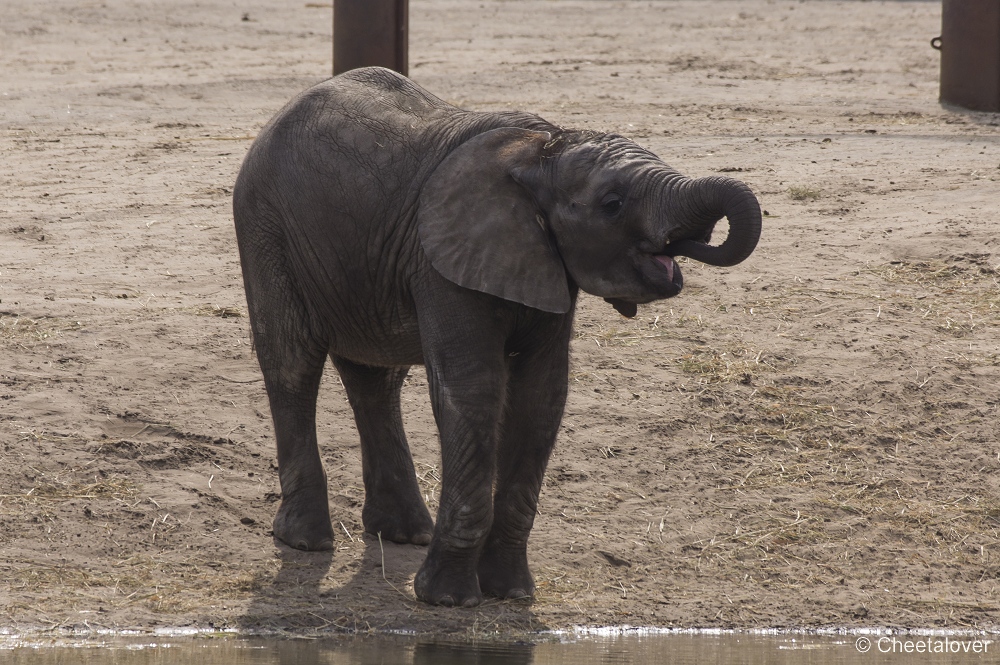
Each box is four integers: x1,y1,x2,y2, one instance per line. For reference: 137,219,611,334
936,0,1000,112
333,0,408,77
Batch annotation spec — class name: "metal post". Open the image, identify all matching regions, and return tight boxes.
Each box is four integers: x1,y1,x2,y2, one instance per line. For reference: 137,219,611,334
333,0,408,77
936,0,1000,112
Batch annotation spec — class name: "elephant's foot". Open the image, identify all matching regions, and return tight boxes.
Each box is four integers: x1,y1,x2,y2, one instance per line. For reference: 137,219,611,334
478,548,534,599
272,493,335,551
363,494,434,546
413,550,483,607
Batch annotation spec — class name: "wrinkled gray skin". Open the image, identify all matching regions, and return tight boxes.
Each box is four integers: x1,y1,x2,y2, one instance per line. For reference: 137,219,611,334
233,67,761,607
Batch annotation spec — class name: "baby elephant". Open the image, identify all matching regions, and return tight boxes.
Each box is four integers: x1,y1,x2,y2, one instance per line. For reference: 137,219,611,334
233,67,761,606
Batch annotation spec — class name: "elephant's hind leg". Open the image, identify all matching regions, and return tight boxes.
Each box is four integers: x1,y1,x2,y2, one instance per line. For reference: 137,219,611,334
238,226,334,551
332,357,434,545
265,353,333,552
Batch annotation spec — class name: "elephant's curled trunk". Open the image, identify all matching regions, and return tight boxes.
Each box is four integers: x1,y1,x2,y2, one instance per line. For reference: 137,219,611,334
666,175,762,267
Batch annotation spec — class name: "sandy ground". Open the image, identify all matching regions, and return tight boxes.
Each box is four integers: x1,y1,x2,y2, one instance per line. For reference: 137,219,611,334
3,0,1000,638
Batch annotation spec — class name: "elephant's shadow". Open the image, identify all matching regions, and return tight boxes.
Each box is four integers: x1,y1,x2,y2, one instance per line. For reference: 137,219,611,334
238,534,544,661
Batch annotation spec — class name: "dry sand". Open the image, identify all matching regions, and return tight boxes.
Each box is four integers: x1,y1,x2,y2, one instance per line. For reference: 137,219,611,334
3,0,1000,637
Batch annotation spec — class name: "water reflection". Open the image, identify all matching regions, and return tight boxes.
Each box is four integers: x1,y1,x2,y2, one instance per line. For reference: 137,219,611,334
3,634,996,664
412,639,533,665
259,637,533,665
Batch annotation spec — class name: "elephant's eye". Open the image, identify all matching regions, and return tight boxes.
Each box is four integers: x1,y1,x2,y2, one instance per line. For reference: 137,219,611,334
600,193,623,216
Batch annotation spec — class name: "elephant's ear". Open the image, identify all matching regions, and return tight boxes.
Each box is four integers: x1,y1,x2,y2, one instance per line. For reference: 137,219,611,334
416,127,571,314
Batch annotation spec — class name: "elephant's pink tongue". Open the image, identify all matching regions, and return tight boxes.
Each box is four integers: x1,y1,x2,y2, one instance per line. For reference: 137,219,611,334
654,255,675,282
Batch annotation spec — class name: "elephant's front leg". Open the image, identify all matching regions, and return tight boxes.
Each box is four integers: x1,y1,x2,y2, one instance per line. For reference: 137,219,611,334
413,321,508,607
478,326,571,599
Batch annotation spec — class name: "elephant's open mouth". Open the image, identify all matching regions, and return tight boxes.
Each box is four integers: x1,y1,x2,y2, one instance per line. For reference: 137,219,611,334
652,254,684,296
606,253,685,318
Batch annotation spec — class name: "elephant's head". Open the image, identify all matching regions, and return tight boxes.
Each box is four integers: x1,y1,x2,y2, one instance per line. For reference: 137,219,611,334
417,127,761,317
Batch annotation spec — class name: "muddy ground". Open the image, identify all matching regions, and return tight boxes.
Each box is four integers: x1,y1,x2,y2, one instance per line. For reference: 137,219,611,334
3,0,1000,637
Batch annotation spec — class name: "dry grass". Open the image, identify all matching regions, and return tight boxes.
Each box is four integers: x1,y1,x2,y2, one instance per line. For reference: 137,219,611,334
857,259,1000,337
787,185,823,201
676,345,779,384
192,304,244,318
415,461,441,511
0,463,140,540
8,556,266,615
0,472,138,506
660,373,1000,597
576,323,674,348
867,259,994,287
863,259,1000,309
706,386,843,452
0,315,84,344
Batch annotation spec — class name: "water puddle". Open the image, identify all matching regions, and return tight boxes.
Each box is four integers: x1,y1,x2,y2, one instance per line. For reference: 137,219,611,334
2,632,995,664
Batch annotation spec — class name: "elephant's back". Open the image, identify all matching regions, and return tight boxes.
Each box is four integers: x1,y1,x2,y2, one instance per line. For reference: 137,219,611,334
235,67,553,264
237,66,556,220
243,68,458,198
317,66,459,123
